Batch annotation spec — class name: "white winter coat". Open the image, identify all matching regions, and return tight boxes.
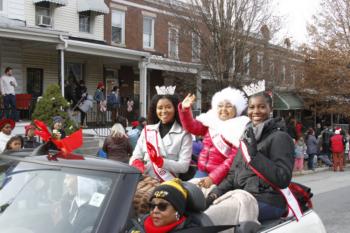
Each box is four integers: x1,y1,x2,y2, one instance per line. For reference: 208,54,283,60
129,121,192,179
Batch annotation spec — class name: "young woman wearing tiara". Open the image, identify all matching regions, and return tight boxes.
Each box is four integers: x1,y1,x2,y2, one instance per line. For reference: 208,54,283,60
179,87,249,189
205,80,297,228
130,86,192,182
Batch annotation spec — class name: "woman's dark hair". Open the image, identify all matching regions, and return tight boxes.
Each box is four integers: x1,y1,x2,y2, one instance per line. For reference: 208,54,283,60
112,86,119,92
5,135,24,150
147,94,181,125
248,91,273,108
305,128,314,141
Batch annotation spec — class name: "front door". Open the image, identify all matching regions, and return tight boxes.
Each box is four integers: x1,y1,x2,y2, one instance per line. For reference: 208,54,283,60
27,68,43,98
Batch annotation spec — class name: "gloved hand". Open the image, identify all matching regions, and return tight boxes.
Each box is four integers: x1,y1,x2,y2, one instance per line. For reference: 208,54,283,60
241,127,257,158
131,159,146,173
205,193,218,209
146,142,164,168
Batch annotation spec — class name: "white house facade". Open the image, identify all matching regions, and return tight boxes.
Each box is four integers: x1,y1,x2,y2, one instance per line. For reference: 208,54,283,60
0,0,155,121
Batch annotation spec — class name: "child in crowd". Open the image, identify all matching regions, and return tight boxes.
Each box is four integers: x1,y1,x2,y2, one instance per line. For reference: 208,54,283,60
52,116,66,140
0,119,15,152
5,135,23,151
294,137,306,173
49,116,66,151
23,124,41,149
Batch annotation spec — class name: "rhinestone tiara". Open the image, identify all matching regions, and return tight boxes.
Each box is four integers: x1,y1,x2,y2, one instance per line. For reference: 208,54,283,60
243,80,265,96
155,86,176,95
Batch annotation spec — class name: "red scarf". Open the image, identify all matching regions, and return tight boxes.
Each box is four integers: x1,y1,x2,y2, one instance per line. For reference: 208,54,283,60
144,215,186,233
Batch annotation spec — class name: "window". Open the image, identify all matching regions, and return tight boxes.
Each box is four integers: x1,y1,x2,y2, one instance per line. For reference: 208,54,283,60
257,53,263,74
112,10,125,44
79,12,91,33
143,17,155,49
192,33,200,61
281,64,286,81
36,3,51,26
269,61,275,76
291,65,296,86
65,63,84,93
168,26,179,59
243,53,250,75
0,0,3,11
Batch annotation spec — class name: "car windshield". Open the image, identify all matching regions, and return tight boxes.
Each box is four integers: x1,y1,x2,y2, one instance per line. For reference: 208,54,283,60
0,159,118,233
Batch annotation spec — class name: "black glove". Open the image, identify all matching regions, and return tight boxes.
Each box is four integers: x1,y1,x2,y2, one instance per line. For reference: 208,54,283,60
242,127,258,158
205,193,218,209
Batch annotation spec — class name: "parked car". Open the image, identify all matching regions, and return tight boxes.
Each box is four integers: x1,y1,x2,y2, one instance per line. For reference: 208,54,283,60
0,149,326,233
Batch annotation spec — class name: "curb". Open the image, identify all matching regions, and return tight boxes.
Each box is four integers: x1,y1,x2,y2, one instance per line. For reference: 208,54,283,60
293,164,350,177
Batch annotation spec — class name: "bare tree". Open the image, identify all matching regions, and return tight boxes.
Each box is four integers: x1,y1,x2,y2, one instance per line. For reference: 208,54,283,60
299,0,350,116
166,0,280,91
308,0,350,52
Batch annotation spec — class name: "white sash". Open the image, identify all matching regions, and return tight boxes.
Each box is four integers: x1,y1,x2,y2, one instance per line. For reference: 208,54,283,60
240,141,303,221
209,128,232,158
144,127,176,182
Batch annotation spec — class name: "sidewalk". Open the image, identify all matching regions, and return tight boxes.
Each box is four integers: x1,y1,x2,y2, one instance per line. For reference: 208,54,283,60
293,164,349,177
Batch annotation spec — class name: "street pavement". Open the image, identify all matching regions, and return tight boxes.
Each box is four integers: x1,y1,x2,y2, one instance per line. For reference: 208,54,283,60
293,167,350,233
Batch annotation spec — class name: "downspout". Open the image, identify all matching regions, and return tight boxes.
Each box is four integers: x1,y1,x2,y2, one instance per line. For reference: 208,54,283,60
59,34,68,97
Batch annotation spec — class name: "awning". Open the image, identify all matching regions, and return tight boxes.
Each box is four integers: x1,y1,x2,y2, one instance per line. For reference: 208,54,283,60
77,0,109,15
273,92,304,110
65,39,150,61
33,0,67,6
0,25,68,44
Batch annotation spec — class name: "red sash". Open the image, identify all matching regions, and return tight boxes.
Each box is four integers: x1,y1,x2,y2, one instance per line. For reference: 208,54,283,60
209,128,232,158
144,127,176,182
240,141,303,221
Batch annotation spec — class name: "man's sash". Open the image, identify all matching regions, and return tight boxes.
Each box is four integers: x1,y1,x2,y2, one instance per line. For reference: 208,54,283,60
209,128,232,158
144,127,176,182
240,141,303,221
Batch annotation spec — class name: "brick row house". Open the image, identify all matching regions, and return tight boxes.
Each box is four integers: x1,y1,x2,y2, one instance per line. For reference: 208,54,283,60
102,0,305,117
0,0,304,122
103,0,203,116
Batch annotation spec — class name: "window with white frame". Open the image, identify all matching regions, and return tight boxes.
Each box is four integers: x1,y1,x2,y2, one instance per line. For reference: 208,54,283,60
257,53,263,74
79,12,91,33
168,26,179,59
0,0,3,11
36,3,51,27
192,33,200,61
243,53,250,75
281,64,286,81
291,65,296,86
112,10,125,44
231,48,236,70
269,61,275,76
143,16,155,49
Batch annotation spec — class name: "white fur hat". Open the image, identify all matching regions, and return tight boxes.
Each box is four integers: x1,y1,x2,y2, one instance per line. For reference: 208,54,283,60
335,128,341,134
211,87,248,116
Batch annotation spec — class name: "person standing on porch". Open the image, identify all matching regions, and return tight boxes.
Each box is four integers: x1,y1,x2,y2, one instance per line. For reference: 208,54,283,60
115,87,122,117
0,67,18,121
94,82,106,125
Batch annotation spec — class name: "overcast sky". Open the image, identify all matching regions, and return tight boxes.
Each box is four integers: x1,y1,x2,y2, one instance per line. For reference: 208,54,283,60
273,0,322,45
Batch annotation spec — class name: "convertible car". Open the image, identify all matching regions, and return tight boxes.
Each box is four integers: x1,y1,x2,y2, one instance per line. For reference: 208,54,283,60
0,149,326,233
